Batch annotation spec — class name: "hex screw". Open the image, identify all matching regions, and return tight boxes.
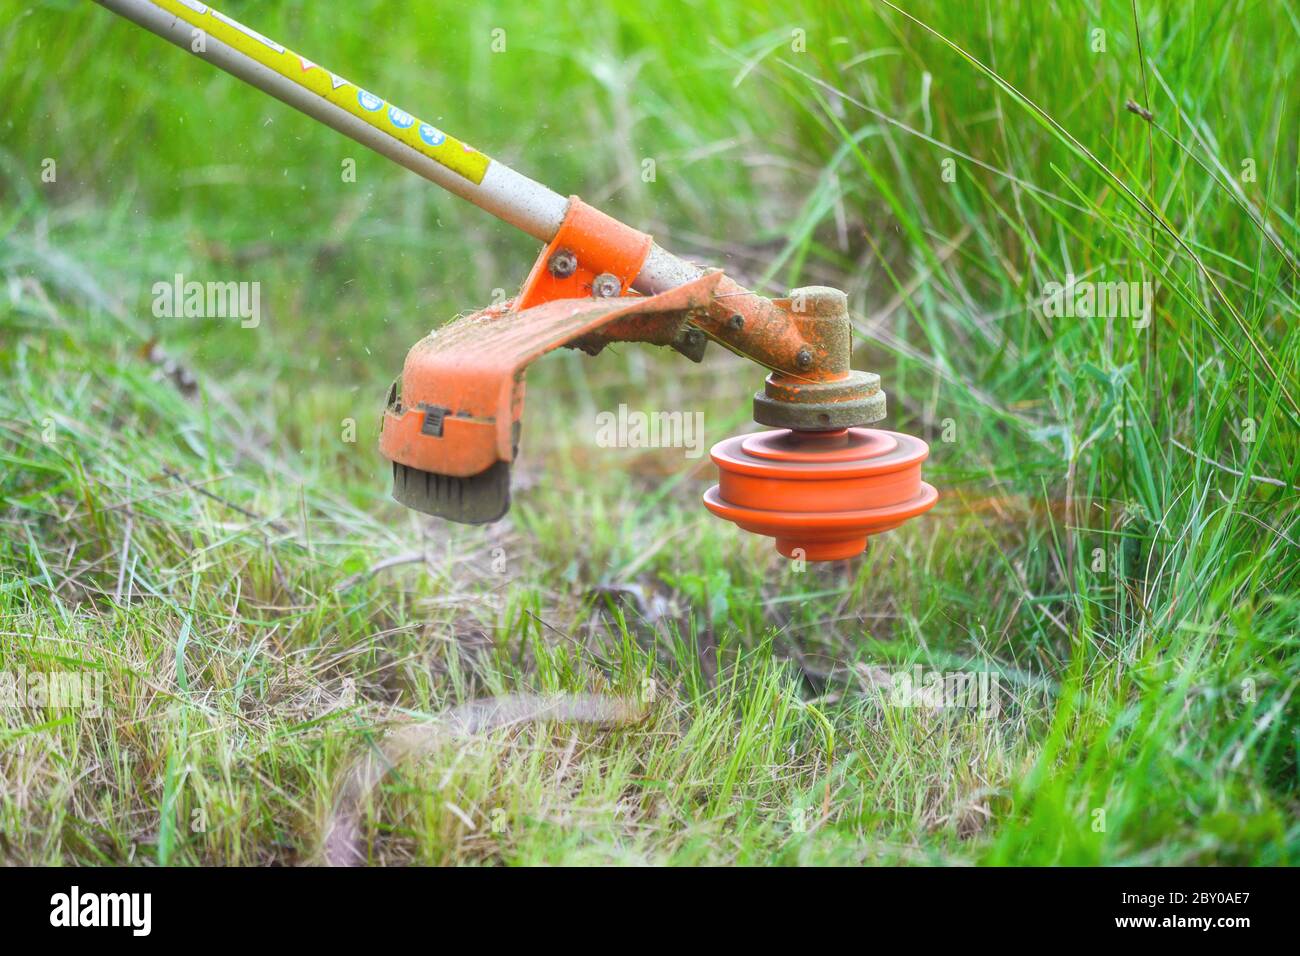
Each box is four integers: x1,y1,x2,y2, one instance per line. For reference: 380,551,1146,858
796,347,814,370
591,272,622,298
547,249,578,278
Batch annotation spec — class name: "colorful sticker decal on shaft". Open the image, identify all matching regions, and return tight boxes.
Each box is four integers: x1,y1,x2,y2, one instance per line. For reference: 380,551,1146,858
150,0,490,185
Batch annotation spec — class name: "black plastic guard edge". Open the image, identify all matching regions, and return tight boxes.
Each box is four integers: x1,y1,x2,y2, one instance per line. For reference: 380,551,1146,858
391,460,511,524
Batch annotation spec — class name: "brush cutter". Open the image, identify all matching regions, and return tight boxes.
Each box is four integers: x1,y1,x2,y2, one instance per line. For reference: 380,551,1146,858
95,0,937,561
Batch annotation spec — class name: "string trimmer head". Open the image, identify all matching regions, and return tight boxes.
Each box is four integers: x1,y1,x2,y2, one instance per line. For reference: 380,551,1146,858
378,196,937,557
95,0,937,561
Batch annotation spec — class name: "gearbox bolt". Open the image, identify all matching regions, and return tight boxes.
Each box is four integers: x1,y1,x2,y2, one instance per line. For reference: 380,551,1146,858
591,272,622,298
547,248,578,278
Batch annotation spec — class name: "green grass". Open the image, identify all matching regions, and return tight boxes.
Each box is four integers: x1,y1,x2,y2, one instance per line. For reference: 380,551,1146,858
1,0,1297,864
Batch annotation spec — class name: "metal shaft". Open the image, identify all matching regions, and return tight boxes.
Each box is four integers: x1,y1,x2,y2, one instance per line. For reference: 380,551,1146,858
92,0,700,293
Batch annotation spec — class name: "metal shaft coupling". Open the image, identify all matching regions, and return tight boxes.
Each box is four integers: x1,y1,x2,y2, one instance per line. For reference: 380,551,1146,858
751,286,885,430
702,285,938,561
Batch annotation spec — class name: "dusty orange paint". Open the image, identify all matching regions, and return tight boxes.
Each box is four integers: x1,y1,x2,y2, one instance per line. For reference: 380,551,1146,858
693,274,851,380
379,273,721,478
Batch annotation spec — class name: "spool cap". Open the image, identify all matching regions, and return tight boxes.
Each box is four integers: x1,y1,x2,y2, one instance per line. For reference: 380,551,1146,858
703,428,937,561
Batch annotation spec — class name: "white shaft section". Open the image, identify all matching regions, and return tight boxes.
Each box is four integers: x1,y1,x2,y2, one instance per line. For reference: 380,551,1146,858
93,0,704,294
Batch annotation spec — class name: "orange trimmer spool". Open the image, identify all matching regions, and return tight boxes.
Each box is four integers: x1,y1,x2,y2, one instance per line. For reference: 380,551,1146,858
703,427,938,561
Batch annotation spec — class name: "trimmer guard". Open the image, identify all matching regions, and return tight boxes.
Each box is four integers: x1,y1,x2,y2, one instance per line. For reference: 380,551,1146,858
379,272,722,522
